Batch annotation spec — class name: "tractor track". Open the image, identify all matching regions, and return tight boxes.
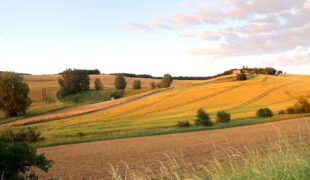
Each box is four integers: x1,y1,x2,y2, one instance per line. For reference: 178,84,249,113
226,81,300,112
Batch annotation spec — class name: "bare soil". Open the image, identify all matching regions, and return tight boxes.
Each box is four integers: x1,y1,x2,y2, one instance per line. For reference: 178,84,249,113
38,117,310,179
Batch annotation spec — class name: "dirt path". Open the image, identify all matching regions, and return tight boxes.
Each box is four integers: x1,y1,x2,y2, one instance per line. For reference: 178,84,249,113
38,117,310,179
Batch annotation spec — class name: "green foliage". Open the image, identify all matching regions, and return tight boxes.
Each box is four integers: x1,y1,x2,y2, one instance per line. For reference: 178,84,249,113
0,72,32,117
150,82,156,89
287,97,310,114
161,74,173,88
217,111,231,123
256,108,273,118
111,90,124,99
132,80,142,90
1,127,44,143
176,121,191,128
278,110,287,114
114,75,127,90
94,78,103,90
0,139,53,179
58,69,90,95
237,73,247,81
195,108,213,126
156,83,162,88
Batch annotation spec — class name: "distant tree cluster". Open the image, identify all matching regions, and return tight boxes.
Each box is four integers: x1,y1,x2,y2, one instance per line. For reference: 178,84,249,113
110,73,154,79
58,69,100,75
242,67,278,75
0,72,32,117
58,69,90,95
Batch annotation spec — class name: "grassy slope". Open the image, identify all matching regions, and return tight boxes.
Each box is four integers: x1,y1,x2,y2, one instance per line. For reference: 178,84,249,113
2,74,309,146
0,74,191,122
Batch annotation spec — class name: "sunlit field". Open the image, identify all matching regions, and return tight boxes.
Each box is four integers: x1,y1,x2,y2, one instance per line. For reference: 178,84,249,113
2,74,309,146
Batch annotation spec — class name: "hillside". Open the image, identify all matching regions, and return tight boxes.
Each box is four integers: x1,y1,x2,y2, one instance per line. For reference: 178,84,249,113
0,74,204,120
1,74,309,146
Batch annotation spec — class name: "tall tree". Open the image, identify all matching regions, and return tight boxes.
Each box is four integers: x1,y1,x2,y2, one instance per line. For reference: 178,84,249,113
114,75,127,90
161,74,173,88
0,72,32,117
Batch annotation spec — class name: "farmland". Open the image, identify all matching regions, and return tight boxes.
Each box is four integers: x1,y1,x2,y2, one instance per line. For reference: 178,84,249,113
1,74,309,147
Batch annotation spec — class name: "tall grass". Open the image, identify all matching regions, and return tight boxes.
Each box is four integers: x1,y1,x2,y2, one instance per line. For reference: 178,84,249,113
110,131,310,180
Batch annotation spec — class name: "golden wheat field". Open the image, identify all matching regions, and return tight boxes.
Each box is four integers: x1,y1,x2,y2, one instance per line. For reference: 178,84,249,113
2,74,309,145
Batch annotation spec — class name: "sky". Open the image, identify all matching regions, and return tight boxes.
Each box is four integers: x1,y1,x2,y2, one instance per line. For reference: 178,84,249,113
0,0,309,76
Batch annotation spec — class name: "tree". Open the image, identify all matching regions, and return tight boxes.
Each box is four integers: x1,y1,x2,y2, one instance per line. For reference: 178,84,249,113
161,74,173,88
256,108,273,118
150,82,156,89
0,139,53,179
94,78,103,90
0,72,32,117
114,75,127,90
58,69,90,95
195,108,213,126
132,80,142,89
217,111,231,123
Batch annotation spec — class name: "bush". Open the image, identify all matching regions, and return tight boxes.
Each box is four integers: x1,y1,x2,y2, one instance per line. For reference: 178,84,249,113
0,72,32,117
0,139,53,179
195,108,213,126
278,110,287,114
236,73,247,81
150,82,156,89
1,127,44,143
217,111,231,123
256,108,273,118
76,132,87,138
177,121,191,128
94,78,103,90
132,80,142,90
156,83,162,88
287,97,310,114
111,90,124,99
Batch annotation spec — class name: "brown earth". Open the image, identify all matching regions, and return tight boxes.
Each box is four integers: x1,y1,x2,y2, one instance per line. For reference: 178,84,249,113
38,117,310,179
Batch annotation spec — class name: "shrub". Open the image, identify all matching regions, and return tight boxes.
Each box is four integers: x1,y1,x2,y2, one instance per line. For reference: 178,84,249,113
256,108,273,118
217,111,231,123
150,82,156,89
236,73,247,81
177,121,191,128
132,80,142,90
114,75,127,90
76,132,86,138
0,72,32,117
287,97,310,114
111,90,124,99
278,110,287,114
287,107,295,114
1,127,44,143
156,83,162,88
195,108,213,126
0,139,53,179
94,78,103,90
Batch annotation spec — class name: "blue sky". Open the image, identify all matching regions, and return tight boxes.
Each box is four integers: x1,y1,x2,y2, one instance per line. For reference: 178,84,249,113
1,0,309,75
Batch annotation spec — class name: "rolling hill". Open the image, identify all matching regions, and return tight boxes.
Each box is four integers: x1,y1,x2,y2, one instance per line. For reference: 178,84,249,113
1,74,309,146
